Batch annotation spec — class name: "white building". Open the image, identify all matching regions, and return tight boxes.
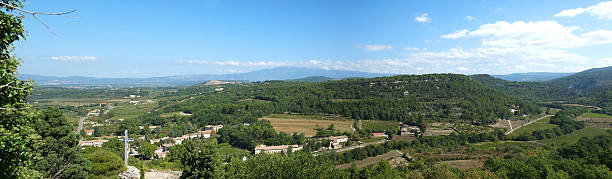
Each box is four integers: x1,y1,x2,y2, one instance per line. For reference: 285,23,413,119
204,125,224,131
254,144,302,154
327,135,348,149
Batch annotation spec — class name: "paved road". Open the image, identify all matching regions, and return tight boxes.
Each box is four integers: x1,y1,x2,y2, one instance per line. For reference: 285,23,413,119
505,115,553,135
77,116,88,133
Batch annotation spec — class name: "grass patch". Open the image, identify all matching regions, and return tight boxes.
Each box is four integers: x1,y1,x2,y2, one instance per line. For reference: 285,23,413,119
509,117,558,138
581,113,612,119
361,120,399,133
260,114,354,137
335,150,402,169
362,137,386,143
108,103,156,121
541,128,610,146
267,113,349,121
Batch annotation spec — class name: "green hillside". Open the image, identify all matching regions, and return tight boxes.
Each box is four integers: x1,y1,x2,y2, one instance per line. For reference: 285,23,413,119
470,74,578,102
550,66,612,93
150,74,540,129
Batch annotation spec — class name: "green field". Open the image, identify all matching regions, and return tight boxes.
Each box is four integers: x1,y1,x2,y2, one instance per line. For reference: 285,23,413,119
108,103,157,121
267,113,348,121
361,120,400,133
581,112,612,118
541,128,611,145
509,117,558,138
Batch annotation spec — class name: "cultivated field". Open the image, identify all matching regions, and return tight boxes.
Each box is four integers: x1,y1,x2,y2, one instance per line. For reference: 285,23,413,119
437,160,483,169
576,113,612,129
542,128,611,145
260,114,354,136
360,120,400,132
335,150,403,169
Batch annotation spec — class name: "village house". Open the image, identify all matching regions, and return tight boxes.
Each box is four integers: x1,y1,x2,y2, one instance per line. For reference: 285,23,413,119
327,135,348,149
84,129,94,136
254,144,303,154
400,124,421,136
87,109,100,116
371,132,388,138
155,147,169,159
172,130,213,144
130,100,140,105
204,125,224,131
78,139,108,147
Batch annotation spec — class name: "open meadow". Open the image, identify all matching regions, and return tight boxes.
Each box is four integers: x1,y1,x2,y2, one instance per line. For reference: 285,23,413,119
260,114,354,136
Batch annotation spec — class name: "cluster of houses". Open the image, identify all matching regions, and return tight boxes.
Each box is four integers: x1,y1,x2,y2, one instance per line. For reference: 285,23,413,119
254,144,303,154
400,124,421,136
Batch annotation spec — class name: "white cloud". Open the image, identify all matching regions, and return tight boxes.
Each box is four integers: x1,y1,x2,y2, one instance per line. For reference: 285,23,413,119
465,16,476,21
403,47,426,51
415,13,431,23
554,1,612,19
467,21,612,49
49,56,97,62
456,67,470,71
441,29,469,39
355,45,393,51
183,60,292,67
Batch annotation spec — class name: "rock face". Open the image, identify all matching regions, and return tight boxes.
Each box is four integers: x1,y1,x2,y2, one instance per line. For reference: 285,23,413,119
119,166,141,179
145,169,181,179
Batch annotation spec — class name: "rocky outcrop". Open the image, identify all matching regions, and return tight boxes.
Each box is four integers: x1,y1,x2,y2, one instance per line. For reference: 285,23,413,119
119,166,140,179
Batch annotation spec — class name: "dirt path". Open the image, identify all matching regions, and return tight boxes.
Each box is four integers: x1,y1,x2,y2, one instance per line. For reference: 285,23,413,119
505,115,553,135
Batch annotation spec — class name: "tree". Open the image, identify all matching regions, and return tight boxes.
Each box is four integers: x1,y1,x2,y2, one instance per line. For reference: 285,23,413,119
138,142,157,160
0,1,37,177
31,107,91,178
178,138,220,178
83,147,126,178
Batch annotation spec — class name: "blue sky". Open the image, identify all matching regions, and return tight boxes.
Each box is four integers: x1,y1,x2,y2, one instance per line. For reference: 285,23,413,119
12,0,612,77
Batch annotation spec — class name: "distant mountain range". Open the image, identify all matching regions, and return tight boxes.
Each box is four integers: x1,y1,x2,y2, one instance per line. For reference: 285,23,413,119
493,72,574,82
20,67,389,87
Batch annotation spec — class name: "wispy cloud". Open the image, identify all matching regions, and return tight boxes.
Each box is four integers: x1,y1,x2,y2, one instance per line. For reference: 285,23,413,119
355,45,393,51
441,29,469,39
554,1,612,19
465,16,476,21
183,60,292,67
49,56,97,62
415,13,431,23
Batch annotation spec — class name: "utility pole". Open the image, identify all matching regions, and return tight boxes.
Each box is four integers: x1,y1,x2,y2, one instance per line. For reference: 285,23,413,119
124,130,128,167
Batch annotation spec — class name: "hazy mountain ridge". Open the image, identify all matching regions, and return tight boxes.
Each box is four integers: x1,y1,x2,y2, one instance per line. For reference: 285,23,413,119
493,72,574,82
20,67,389,87
550,66,612,93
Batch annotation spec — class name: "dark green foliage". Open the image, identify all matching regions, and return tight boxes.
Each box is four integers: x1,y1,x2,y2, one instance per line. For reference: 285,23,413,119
31,107,91,178
0,1,39,177
138,142,157,160
175,138,220,178
102,138,126,161
486,135,612,178
224,151,340,178
83,147,126,178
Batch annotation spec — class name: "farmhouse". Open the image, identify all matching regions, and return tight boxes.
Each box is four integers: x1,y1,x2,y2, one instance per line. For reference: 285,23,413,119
148,125,160,131
327,135,348,149
400,124,421,136
78,140,108,147
87,109,100,116
254,144,303,154
84,129,94,136
204,125,224,131
371,132,388,138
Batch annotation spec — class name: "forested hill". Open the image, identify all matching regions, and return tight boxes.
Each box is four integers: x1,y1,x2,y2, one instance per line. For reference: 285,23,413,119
471,74,579,102
550,66,612,93
151,74,540,127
